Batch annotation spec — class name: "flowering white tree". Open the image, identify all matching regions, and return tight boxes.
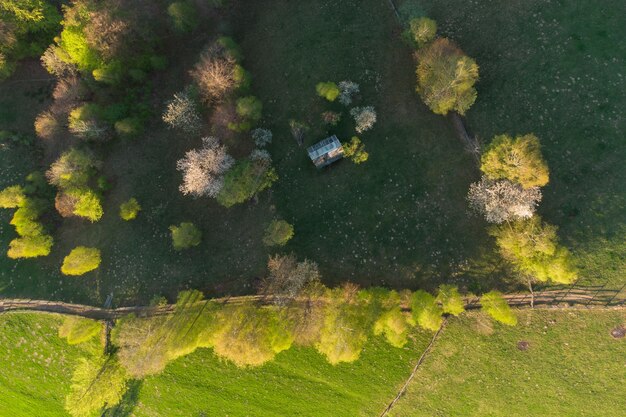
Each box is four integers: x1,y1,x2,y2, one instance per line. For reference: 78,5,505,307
250,149,271,162
162,91,202,133
467,177,542,223
350,106,377,133
338,80,359,106
176,137,234,197
251,128,272,147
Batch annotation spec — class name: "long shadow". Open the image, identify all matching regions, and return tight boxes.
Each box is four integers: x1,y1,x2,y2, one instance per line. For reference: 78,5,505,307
103,379,143,417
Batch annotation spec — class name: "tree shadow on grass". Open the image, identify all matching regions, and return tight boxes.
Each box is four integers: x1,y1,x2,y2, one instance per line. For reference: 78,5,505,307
103,379,143,417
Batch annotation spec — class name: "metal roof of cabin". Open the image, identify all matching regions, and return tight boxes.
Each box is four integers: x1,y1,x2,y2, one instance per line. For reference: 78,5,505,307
307,135,344,168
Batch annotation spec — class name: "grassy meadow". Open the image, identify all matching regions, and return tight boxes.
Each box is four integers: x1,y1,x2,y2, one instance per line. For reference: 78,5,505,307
389,309,626,417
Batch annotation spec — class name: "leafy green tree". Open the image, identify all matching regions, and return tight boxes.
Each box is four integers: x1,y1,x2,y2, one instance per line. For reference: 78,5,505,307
436,285,465,316
169,222,201,250
167,1,198,33
342,136,369,164
373,295,411,348
46,147,101,189
61,247,102,276
70,188,103,222
65,356,128,417
409,17,437,48
59,316,102,344
411,290,443,331
480,133,549,188
490,217,578,286
263,219,294,246
416,37,479,115
235,96,262,123
114,117,143,139
119,198,141,221
0,185,26,208
481,291,517,326
315,81,340,101
7,234,53,258
68,104,109,141
217,158,277,207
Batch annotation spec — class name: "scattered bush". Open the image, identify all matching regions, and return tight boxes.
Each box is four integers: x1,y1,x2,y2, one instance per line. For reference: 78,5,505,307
162,90,202,133
263,220,294,247
217,157,277,207
59,316,102,344
251,128,272,147
480,134,549,188
177,137,234,197
169,222,201,250
61,247,102,276
411,290,444,331
338,80,360,106
468,177,542,224
119,198,141,220
316,82,340,102
409,17,437,47
350,106,377,133
481,291,517,326
342,136,369,163
416,37,479,115
436,285,465,316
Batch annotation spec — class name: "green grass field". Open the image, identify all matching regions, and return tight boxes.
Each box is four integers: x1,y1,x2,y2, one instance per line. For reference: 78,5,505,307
0,312,102,417
389,309,626,416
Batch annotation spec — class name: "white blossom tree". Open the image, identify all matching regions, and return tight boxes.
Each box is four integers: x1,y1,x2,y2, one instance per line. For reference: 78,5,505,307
162,90,202,133
338,80,359,106
350,106,377,133
251,128,272,147
177,137,234,197
467,177,542,223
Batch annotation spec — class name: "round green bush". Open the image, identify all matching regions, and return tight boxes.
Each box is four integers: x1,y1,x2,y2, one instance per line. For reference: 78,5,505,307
119,198,141,221
263,220,294,246
61,247,101,276
169,222,201,250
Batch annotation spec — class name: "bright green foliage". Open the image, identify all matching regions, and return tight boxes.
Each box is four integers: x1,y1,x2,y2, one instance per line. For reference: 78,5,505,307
411,290,444,331
57,23,102,72
490,217,578,284
409,17,437,47
7,234,53,258
119,197,141,221
0,185,26,208
234,64,251,90
69,188,103,222
68,104,108,140
59,316,103,344
373,306,410,348
167,1,198,33
218,36,244,61
342,136,369,164
92,60,124,84
416,37,479,115
316,81,340,101
263,219,294,246
46,147,101,189
61,246,102,276
209,304,295,367
481,133,550,188
169,222,201,250
10,207,44,236
65,356,128,417
436,284,465,316
114,117,143,139
315,289,372,364
217,159,278,207
235,95,262,122
480,291,517,326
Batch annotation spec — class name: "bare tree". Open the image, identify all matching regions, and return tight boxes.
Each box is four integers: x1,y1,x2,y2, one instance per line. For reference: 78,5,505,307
190,43,238,103
260,254,321,305
176,137,234,197
467,177,541,223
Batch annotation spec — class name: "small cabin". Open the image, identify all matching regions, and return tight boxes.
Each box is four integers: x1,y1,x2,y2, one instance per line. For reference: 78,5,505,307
307,135,344,168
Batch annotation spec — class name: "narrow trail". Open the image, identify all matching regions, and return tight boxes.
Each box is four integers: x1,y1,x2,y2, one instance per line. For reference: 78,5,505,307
378,319,448,417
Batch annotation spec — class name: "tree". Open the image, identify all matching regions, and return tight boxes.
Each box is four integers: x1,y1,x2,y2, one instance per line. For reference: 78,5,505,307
70,188,103,222
7,234,53,258
65,356,128,417
411,290,443,331
315,81,340,101
59,316,102,344
191,41,240,102
342,136,369,164
480,134,550,188
177,137,234,198
61,247,101,276
216,157,277,207
230,95,262,131
373,292,411,348
480,291,517,326
260,254,320,305
162,90,202,133
467,177,542,224
34,111,61,140
490,217,578,287
409,17,437,48
167,1,198,33
169,222,201,250
46,148,101,189
321,111,341,126
415,37,479,115
350,106,377,133
338,80,359,106
0,185,26,208
263,220,294,247
119,198,141,220
289,119,308,146
251,128,272,147
436,285,465,316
